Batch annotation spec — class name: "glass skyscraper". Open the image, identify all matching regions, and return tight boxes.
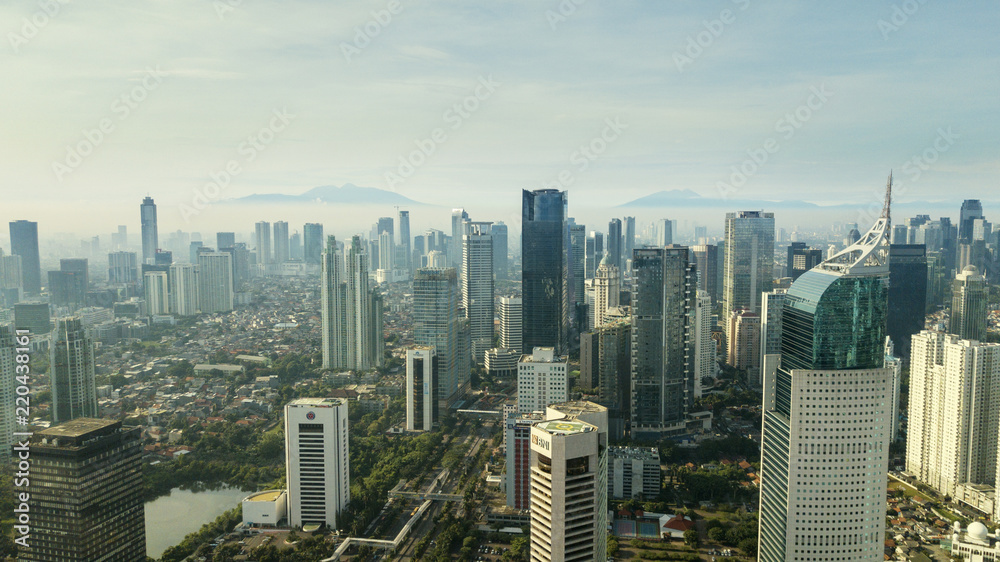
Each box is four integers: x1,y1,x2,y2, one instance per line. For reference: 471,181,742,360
521,189,569,355
9,220,41,295
722,210,775,319
759,179,893,561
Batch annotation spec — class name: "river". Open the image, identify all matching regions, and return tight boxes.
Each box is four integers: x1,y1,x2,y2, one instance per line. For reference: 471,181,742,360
144,486,249,559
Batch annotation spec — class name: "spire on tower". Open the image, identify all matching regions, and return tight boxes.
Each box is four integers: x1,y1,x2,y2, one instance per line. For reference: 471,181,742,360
881,171,892,224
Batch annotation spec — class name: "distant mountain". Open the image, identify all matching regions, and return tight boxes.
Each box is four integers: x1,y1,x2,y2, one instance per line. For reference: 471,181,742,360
229,184,423,205
618,190,978,212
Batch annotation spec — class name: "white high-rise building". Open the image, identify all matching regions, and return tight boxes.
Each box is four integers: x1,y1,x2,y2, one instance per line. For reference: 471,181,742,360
168,263,198,316
529,401,608,562
255,221,272,266
107,251,139,285
462,222,494,363
0,324,16,461
197,252,234,313
406,347,438,431
379,230,394,272
592,255,619,328
906,331,1000,497
347,236,383,371
284,398,350,529
273,221,289,264
692,290,714,398
499,296,522,355
885,338,903,443
0,252,23,298
321,237,347,370
143,271,169,315
517,347,568,414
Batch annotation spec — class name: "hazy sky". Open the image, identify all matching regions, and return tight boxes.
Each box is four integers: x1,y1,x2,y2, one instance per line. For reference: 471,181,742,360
2,1,998,237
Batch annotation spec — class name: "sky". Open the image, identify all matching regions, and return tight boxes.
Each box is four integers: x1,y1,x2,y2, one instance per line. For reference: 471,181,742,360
1,0,998,239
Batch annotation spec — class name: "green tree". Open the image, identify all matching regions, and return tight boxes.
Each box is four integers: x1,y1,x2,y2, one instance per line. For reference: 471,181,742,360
684,529,700,547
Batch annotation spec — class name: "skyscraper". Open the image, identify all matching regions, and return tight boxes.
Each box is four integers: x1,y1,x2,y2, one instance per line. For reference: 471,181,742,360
284,398,350,529
630,246,695,439
254,221,272,266
887,244,928,360
0,250,23,303
50,317,98,423
143,270,170,315
462,222,494,362
398,210,411,272
197,252,234,313
140,197,158,265
499,296,522,354
624,216,636,268
522,189,569,355
727,310,761,386
722,210,775,320
569,222,586,307
592,255,619,328
656,218,673,247
786,242,823,281
168,263,199,316
321,237,348,370
303,223,324,265
759,181,892,561
580,320,631,438
273,220,289,264
108,251,139,285
216,231,236,251
491,221,508,281
406,347,438,431
607,218,623,272
450,208,468,269
25,419,146,562
9,220,41,295
959,199,984,242
413,268,466,406
950,265,988,342
692,290,715,398
517,347,569,413
378,230,394,271
907,331,1000,497
48,259,88,310
347,236,383,370
690,244,720,305
0,325,16,462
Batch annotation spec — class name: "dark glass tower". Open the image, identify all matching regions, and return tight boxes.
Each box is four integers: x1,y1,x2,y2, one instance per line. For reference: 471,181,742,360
786,242,823,281
9,220,41,295
521,189,569,355
887,244,927,360
607,218,622,272
959,199,984,242
140,196,158,265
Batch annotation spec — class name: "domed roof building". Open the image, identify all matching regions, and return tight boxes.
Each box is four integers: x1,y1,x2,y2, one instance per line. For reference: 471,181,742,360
951,521,1000,561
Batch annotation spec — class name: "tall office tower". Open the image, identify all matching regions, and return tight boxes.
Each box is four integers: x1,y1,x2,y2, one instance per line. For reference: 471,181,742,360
449,208,468,269
216,231,236,250
727,310,761,386
379,230,395,271
569,222,586,306
25,419,146,562
273,221,289,264
303,223,324,265
722,210,775,320
48,264,88,311
950,265,988,342
284,398,350,529
153,249,173,267
223,242,250,288
0,251,24,301
529,401,609,562
143,271,170,315
254,221,272,266
887,244,928,359
585,233,597,280
786,242,823,281
505,411,544,509
517,347,568,413
197,252,234,313
656,218,673,246
499,296,523,354
592,255,620,328
695,225,707,243
885,338,903,443
168,263,199,316
390,210,408,268
426,250,447,268
693,290,715,398
405,347,439,431
414,268,465,406
0,325,15,462
522,189,570,355
462,222,494,363
50,317,98,422
957,240,988,274
139,197,158,265
347,236,384,370
188,240,204,264
368,238,380,271
108,251,139,285
959,199,985,242
760,289,788,368
891,224,909,244
690,244,720,305
14,302,51,334
321,236,348,370
289,232,303,260
607,218,623,271
60,258,89,286
579,320,631,439
9,220,41,295
630,247,695,439
376,216,394,239
111,225,128,249
759,181,892,561
907,331,1000,497
491,221,508,281
624,216,636,265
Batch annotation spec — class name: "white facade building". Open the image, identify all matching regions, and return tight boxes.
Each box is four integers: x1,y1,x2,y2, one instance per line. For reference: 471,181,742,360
0,325,16,461
592,256,619,329
197,252,234,313
143,271,169,315
168,263,199,316
499,296,522,355
517,347,568,414
284,398,350,529
462,222,494,363
692,290,714,398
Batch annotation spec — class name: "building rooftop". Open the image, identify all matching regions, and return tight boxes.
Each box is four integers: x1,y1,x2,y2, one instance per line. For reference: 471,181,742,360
39,418,118,439
549,401,606,417
535,419,594,435
519,347,564,363
245,490,285,502
609,446,660,460
287,397,345,407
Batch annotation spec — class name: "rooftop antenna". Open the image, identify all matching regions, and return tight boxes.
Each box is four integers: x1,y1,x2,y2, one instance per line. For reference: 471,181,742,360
881,171,892,226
